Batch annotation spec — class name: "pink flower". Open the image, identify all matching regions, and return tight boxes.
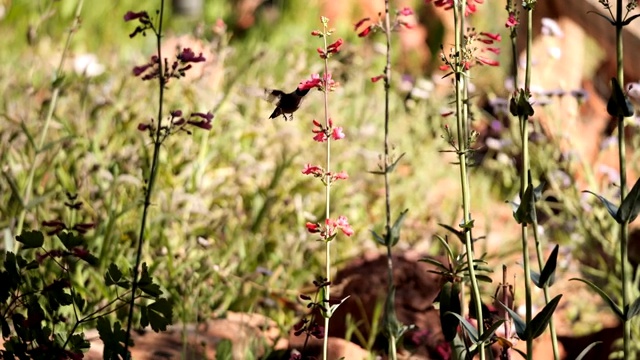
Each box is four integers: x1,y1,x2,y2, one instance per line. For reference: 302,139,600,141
298,74,322,91
425,0,484,16
311,30,322,36
336,216,354,236
505,12,519,28
332,127,345,140
332,171,349,182
477,56,499,67
398,7,414,16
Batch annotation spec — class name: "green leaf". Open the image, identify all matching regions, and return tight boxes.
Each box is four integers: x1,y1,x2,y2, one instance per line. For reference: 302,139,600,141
535,244,559,288
138,263,162,297
16,230,44,249
617,176,640,223
527,294,562,339
419,257,449,272
625,296,640,320
439,282,461,342
386,153,406,174
371,230,385,246
215,339,233,360
498,300,526,339
105,263,130,289
96,318,129,359
57,231,83,250
445,312,478,343
570,278,624,320
583,191,621,223
389,209,409,247
432,234,455,262
438,223,465,244
575,342,602,360
145,298,173,332
607,77,634,118
478,319,506,344
514,174,538,225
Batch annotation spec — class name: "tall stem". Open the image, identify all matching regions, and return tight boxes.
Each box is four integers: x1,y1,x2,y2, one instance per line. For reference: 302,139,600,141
615,1,630,356
321,21,332,360
520,6,534,359
123,1,166,356
382,2,398,358
453,2,484,358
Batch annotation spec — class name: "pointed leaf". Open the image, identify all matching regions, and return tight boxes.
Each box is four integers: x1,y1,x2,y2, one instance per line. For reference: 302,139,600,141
386,153,406,173
498,300,526,339
583,190,621,223
445,311,478,343
570,278,624,320
478,319,506,344
16,230,44,249
433,234,455,262
439,282,461,342
531,270,541,287
371,230,385,246
515,181,536,225
329,295,350,314
625,296,640,320
607,77,634,117
420,257,449,272
622,13,640,26
617,176,640,223
574,342,602,360
527,294,562,339
513,348,528,359
389,209,409,246
439,223,465,244
536,244,559,288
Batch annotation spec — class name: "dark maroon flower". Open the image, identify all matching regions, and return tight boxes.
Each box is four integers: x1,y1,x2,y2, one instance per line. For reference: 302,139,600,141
358,25,373,37
178,48,206,63
123,11,149,22
354,17,370,31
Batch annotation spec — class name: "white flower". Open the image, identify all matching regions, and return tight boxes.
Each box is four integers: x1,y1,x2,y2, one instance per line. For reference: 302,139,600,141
73,53,105,77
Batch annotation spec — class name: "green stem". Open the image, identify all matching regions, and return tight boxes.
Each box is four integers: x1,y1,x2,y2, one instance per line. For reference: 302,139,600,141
453,2,484,358
124,1,166,357
321,20,332,360
15,0,84,241
521,5,534,359
614,0,630,357
383,2,398,359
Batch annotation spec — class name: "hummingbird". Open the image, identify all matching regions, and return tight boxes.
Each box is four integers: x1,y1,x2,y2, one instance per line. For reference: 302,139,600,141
264,86,311,121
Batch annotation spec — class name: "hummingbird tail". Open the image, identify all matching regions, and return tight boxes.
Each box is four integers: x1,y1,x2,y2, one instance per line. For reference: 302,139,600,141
269,107,282,119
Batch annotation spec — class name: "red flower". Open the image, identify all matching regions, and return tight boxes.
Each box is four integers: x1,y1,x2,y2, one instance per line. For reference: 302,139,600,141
358,25,373,37
354,17,370,31
302,164,323,176
479,32,501,42
306,222,321,233
327,38,344,54
425,0,484,16
371,74,385,83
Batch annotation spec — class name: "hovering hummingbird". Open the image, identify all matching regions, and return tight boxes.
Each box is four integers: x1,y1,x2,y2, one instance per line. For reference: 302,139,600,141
264,86,311,121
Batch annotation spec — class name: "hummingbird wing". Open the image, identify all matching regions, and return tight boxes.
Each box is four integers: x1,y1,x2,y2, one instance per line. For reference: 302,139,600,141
264,89,285,104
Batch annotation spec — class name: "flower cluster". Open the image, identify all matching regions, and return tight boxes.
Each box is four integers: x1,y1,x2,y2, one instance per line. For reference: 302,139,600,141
426,0,485,16
132,47,205,83
302,163,348,185
138,110,214,137
439,30,501,72
354,6,415,38
306,216,354,239
311,119,345,142
316,38,344,59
